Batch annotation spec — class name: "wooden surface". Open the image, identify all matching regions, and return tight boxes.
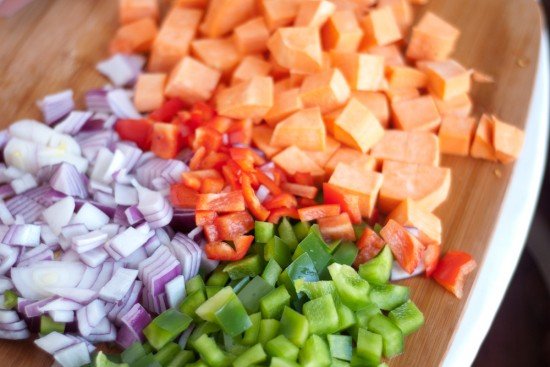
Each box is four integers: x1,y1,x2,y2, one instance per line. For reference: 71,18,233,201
0,0,542,366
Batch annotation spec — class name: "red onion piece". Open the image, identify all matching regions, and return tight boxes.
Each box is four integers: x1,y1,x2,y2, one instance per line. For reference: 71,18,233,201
49,310,74,323
165,275,185,309
0,244,17,275
36,90,75,125
96,54,141,87
99,268,138,303
116,303,151,348
107,89,140,119
35,331,77,355
3,224,41,246
71,230,108,254
42,196,75,235
53,341,90,367
54,111,93,136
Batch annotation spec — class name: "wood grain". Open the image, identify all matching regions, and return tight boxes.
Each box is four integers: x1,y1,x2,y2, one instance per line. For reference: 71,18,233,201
0,0,541,366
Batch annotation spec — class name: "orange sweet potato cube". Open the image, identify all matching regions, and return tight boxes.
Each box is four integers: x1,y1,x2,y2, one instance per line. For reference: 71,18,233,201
233,17,270,54
216,76,274,119
300,68,351,113
363,44,405,67
134,73,166,113
371,130,440,166
406,12,460,61
360,6,401,47
294,0,336,28
392,95,441,131
322,10,364,52
330,52,385,91
119,0,159,24
333,98,385,153
492,117,525,164
377,0,413,33
271,107,327,151
260,0,300,30
200,0,257,37
387,198,442,245
267,27,323,74
325,147,377,175
191,37,241,74
351,91,390,128
165,56,221,103
385,87,420,104
231,55,272,85
173,0,208,8
323,108,342,135
272,146,325,177
470,114,497,161
265,88,304,126
386,66,428,89
433,93,473,118
252,125,282,158
109,18,158,54
423,59,471,100
305,135,341,168
438,115,476,156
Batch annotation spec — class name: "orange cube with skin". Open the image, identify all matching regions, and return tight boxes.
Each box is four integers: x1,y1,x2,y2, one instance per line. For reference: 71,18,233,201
379,160,451,213
333,98,385,153
330,52,385,91
191,37,240,74
322,10,364,52
377,0,413,33
260,0,300,30
134,73,166,113
361,6,401,47
269,55,291,80
233,17,270,54
423,59,472,100
272,145,325,177
385,87,420,104
470,114,497,161
119,0,159,24
386,65,428,89
300,68,351,113
492,117,525,164
200,0,257,37
165,56,221,103
392,95,441,131
148,8,202,72
265,88,304,126
371,130,440,165
323,108,342,135
364,44,405,67
387,198,442,245
406,12,460,61
109,18,158,54
252,125,282,158
173,0,208,8
438,115,476,156
294,0,336,28
267,27,323,74
216,76,274,119
231,55,272,85
270,107,327,151
329,162,384,218
273,78,294,94
305,135,341,168
434,93,473,118
351,91,390,128
325,147,377,175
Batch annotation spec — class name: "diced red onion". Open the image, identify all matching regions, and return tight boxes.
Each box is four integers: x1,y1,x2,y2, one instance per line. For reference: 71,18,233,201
109,280,142,325
42,196,75,235
60,224,89,251
165,275,185,309
39,298,83,313
5,195,44,223
0,329,31,340
0,310,20,324
135,158,188,190
54,111,93,136
53,341,90,367
3,138,39,173
169,233,201,282
89,180,113,195
71,230,108,254
76,129,118,162
0,131,9,150
90,262,116,292
3,224,41,247
0,277,13,293
85,89,111,114
116,303,151,349
115,142,142,172
36,146,89,174
61,250,81,262
82,299,106,328
391,260,425,281
10,173,37,195
109,227,152,258
37,90,75,125
79,248,108,268
0,184,15,200
73,203,110,231
99,268,138,303
96,54,140,87
107,89,140,119
48,163,88,199
143,234,161,256
0,320,28,332
35,331,77,354
26,297,61,316
178,325,194,349
170,209,196,234
49,310,75,323
0,165,25,183
121,247,148,270
0,244,17,275
24,185,66,207
114,184,138,206
49,287,98,304
200,250,219,275
16,244,53,267
124,205,144,226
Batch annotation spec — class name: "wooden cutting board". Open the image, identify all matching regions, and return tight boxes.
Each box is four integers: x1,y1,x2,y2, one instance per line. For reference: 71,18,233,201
0,0,542,366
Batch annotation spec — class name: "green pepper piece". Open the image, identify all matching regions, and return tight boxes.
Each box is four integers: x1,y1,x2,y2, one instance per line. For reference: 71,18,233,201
292,232,331,273
278,253,319,297
328,263,370,311
327,334,353,362
327,239,341,254
278,218,298,250
299,335,331,367
144,309,192,350
142,342,154,354
121,342,147,364
358,246,393,284
229,276,251,293
207,268,230,287
214,295,252,337
355,303,382,329
292,221,311,241
185,361,208,367
303,294,339,334
369,283,409,311
255,221,275,243
189,322,220,343
223,255,263,280
195,286,234,322
178,289,206,322
262,259,282,286
265,335,299,361
264,236,291,268
222,332,244,354
331,241,358,266
308,223,322,237
3,290,17,309
357,328,383,365
258,319,280,345
205,285,223,299
367,314,403,358
133,354,161,367
336,302,356,331
95,352,128,367
373,223,383,234
388,300,424,336
249,242,265,258
237,276,274,313
242,312,262,345
232,343,267,367
153,342,180,366
40,315,64,335
166,350,194,367
331,358,351,367
191,334,230,367
270,357,301,367
280,306,309,347
294,279,337,300
353,223,367,239
186,275,206,294
260,286,290,319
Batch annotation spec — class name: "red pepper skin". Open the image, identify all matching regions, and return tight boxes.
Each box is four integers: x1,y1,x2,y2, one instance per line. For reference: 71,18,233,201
193,126,223,152
203,223,221,242
292,172,315,186
196,191,246,212
423,243,441,277
170,184,198,209
150,98,186,122
317,213,356,241
263,193,297,210
200,177,225,194
267,207,299,224
255,171,282,195
230,148,255,172
195,210,217,227
241,175,270,221
353,227,385,268
281,182,318,199
432,251,476,298
205,235,254,261
115,119,154,150
380,219,423,274
215,211,255,241
151,123,181,159
297,204,341,222
323,183,362,224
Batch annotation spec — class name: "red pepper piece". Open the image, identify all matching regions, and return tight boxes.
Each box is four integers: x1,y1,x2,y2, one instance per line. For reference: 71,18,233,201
215,211,255,241
263,193,298,210
379,219,424,274
151,123,182,159
267,207,299,224
150,98,186,122
230,147,255,172
189,146,207,170
423,243,441,277
205,235,254,261
189,101,216,128
170,184,198,209
200,177,225,194
297,198,318,207
195,210,218,227
241,175,270,221
353,227,385,268
115,119,154,150
196,191,246,212
323,183,362,224
317,213,356,241
193,126,223,152
227,118,252,145
201,151,230,170
204,116,234,134
281,182,318,199
222,165,241,191
203,223,221,242
297,204,341,222
255,171,282,195
293,172,315,186
432,251,476,298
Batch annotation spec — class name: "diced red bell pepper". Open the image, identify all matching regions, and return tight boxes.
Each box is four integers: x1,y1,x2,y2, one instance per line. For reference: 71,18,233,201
292,172,315,186
181,175,201,191
323,183,362,224
230,147,255,172
423,243,441,277
222,165,241,190
150,98,186,122
255,171,282,195
115,119,154,150
317,213,356,241
281,182,318,199
195,210,218,227
204,116,234,133
432,251,476,298
241,174,270,221
380,219,423,274
193,126,223,152
353,227,385,268
267,207,299,224
196,191,246,212
203,223,221,242
151,123,182,159
298,198,318,207
205,235,254,261
227,118,253,145
188,101,216,128
297,204,341,222
201,151,230,170
182,169,222,181
189,146,207,170
200,177,225,194
263,193,298,210
367,207,380,227
170,184,198,209
215,211,255,241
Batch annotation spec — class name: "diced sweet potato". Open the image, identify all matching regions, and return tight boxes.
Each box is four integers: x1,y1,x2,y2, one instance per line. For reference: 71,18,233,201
379,160,451,213
364,44,405,67
148,7,202,72
330,52,384,91
325,147,376,175
231,55,272,85
377,0,412,33
273,78,294,94
252,125,282,158
438,115,476,156
492,117,524,164
470,114,496,161
304,135,341,168
386,65,428,89
322,10,364,52
267,26,323,74
165,56,221,103
265,88,304,126
233,17,270,54
300,68,351,113
269,55,292,80
294,0,336,28
433,93,473,118
360,6,401,47
260,0,300,29
385,87,420,104
387,198,442,245
119,0,159,24
200,0,257,37
110,17,158,54
270,107,327,151
406,12,460,61
423,59,471,100
392,95,441,131
323,108,342,135
371,130,440,165
272,146,325,177
216,76,274,119
191,37,240,74
333,98,385,153
173,0,208,8
351,91,390,128
134,73,166,113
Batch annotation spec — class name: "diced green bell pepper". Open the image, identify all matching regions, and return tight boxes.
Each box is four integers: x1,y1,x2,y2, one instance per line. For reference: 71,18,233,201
195,286,234,322
154,342,180,366
238,275,274,313
303,294,339,335
142,343,154,354
223,255,263,280
262,259,282,286
3,290,17,309
214,295,252,337
327,239,341,254
367,314,403,358
328,263,370,310
294,279,336,300
233,343,267,367
280,306,309,347
356,328,383,365
258,319,280,345
223,332,244,355
292,221,311,241
260,286,290,319
278,253,318,297
122,342,147,364
207,268,230,287
265,335,299,361
191,334,230,367
388,299,424,336
185,361,208,367
355,303,382,329
143,309,192,350
242,312,262,345
292,232,331,273
327,334,353,362
358,246,393,284
308,224,322,237
331,241,358,266
331,358,351,367
229,276,251,293
133,354,161,367
353,223,367,239
189,322,220,343
278,218,298,250
270,357,301,367
94,352,128,367
178,289,206,322
166,350,194,367
264,236,292,268
255,221,275,243
186,275,206,294
336,302,356,331
369,283,409,311
373,223,383,234
40,315,65,335
299,335,331,367
205,285,223,299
